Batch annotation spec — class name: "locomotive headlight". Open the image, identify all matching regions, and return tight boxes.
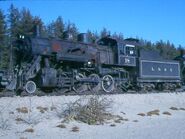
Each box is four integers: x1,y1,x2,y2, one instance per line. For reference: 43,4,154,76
88,61,92,65
86,61,93,67
19,35,25,39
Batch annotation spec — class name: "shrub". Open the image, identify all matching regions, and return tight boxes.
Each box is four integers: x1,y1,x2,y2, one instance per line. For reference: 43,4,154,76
57,95,113,125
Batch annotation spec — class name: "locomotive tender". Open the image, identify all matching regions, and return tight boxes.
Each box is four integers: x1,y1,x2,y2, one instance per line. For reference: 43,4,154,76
0,32,182,94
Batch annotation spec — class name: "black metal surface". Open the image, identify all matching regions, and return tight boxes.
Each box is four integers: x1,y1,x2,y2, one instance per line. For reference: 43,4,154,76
139,60,180,79
119,56,136,66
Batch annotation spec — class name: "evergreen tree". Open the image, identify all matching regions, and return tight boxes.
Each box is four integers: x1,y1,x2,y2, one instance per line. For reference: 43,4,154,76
8,4,20,41
156,40,165,57
177,45,184,57
53,16,64,39
86,30,98,43
19,7,34,36
0,9,8,69
65,21,78,41
155,40,179,59
0,9,6,45
33,16,46,37
100,27,110,38
47,21,55,37
112,32,124,41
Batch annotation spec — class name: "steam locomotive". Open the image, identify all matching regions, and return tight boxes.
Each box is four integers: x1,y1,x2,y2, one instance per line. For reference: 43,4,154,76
0,32,183,94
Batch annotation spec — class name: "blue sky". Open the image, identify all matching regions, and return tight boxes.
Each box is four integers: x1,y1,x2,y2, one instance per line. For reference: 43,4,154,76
0,0,185,47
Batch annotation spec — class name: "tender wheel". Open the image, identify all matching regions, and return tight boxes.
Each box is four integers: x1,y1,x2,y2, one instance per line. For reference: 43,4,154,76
101,75,115,93
25,81,36,94
73,73,88,93
88,74,101,93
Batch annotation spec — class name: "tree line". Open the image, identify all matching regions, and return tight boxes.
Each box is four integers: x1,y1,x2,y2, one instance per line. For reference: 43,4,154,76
0,4,184,69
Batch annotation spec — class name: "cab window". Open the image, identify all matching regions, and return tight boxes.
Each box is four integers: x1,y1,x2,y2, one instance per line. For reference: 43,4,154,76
125,45,136,56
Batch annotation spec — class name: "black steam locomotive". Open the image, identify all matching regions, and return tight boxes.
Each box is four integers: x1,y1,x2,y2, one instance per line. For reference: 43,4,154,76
0,32,183,94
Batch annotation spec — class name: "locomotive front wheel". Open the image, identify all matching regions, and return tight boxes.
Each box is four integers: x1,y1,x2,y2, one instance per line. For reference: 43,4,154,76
25,81,37,94
101,75,115,93
88,74,101,93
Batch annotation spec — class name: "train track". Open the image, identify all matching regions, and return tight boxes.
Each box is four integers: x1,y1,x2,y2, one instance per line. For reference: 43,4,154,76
0,88,184,98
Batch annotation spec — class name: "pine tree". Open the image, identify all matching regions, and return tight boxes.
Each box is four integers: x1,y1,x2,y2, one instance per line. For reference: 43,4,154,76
155,40,179,59
47,21,55,37
54,16,64,39
0,9,6,45
33,16,46,37
19,7,34,36
65,21,78,41
86,30,98,43
100,27,110,38
8,4,20,41
112,32,124,41
0,9,8,69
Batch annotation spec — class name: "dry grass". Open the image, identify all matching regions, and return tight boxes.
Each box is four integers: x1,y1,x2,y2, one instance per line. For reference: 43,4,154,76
56,124,66,128
71,126,79,132
36,106,48,113
179,108,185,111
137,113,145,116
20,137,27,139
57,96,113,125
50,106,57,111
113,115,128,123
122,118,129,121
120,112,126,115
162,111,172,115
16,112,41,125
114,119,121,123
9,111,14,114
147,109,160,116
24,128,34,133
115,115,124,121
15,117,24,122
170,107,179,110
110,123,116,127
16,107,28,114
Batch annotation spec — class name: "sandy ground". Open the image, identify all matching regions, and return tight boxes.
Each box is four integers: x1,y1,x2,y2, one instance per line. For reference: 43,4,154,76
0,92,185,139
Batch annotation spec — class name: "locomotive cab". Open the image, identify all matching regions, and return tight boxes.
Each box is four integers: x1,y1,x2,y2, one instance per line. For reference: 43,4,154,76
97,37,138,67
117,41,137,66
